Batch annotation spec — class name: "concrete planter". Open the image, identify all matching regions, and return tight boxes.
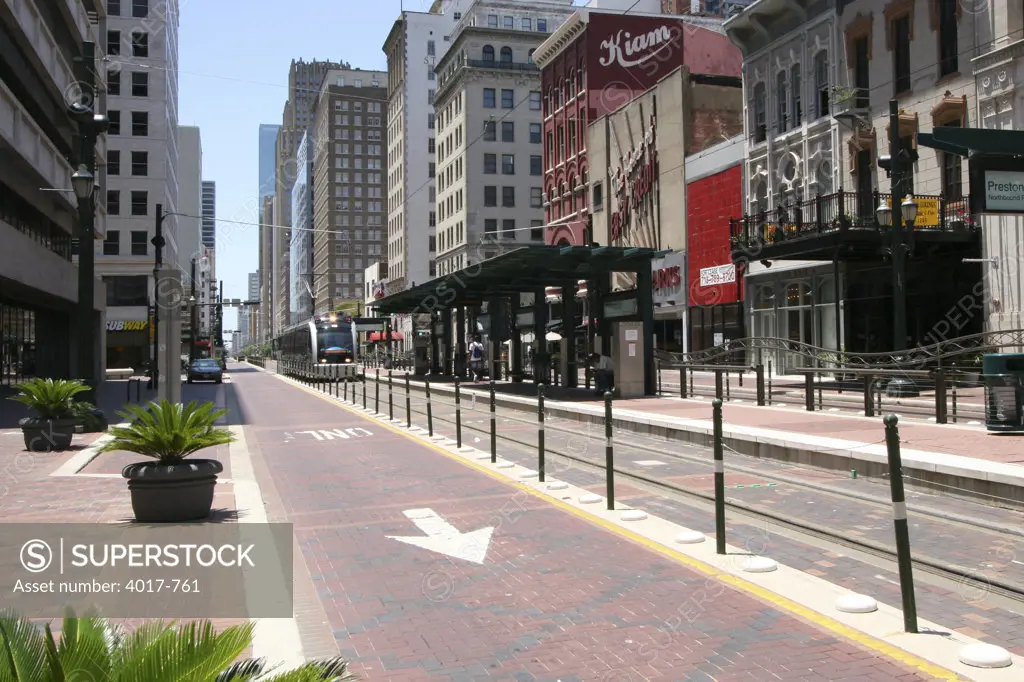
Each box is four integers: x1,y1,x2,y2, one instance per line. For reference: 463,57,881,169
19,417,77,452
121,459,224,522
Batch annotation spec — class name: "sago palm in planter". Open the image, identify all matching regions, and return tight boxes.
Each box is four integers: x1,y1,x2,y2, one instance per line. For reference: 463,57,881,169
0,609,358,681
99,400,235,522
7,378,89,452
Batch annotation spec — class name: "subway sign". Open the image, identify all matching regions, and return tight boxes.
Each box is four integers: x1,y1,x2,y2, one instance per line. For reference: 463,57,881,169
106,320,148,332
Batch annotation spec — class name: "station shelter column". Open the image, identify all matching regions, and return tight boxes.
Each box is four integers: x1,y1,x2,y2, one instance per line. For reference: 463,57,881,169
441,307,453,376
455,306,466,378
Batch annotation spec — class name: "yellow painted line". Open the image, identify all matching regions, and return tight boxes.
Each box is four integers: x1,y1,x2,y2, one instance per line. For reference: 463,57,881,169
273,373,963,681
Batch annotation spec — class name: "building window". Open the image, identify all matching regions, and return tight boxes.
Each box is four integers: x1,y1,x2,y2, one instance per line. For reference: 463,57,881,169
500,46,513,63
484,154,497,174
130,190,148,216
107,149,120,175
131,111,148,136
106,190,120,215
853,37,870,108
428,162,436,178
107,69,121,95
790,65,802,126
131,31,148,58
752,82,766,142
530,155,542,176
428,138,436,153
529,91,541,110
503,16,514,29
568,118,576,154
938,0,958,76
485,219,497,234
428,89,435,104
108,110,121,135
530,187,543,208
103,230,119,255
428,113,435,129
814,52,830,118
592,181,603,211
131,0,147,18
942,122,963,198
427,67,434,81
427,40,435,56
899,135,916,193
501,154,515,174
501,121,514,142
529,122,541,143
488,14,498,27
484,185,497,206
107,0,120,15
483,88,496,108
482,45,495,62
530,220,543,241
131,150,148,176
892,14,911,95
776,71,788,133
501,89,514,108
501,219,515,239
537,19,547,31
130,230,148,255
104,275,149,306
107,30,120,55
483,121,496,141
131,71,148,97
522,17,532,31
502,186,515,207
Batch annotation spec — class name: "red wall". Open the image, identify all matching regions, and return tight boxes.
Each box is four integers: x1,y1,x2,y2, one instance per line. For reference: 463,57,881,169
686,165,743,306
585,13,741,119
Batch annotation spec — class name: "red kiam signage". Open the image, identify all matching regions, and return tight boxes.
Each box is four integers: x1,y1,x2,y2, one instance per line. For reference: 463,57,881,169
610,115,658,243
584,13,743,120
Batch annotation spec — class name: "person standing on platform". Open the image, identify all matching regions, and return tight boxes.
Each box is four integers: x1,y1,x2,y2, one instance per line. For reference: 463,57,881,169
468,335,486,382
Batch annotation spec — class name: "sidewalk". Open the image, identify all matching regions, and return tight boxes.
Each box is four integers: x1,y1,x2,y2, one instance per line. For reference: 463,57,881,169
243,362,1021,680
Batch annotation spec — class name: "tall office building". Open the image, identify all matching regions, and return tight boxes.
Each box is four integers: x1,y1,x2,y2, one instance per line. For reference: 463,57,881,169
384,1,477,293
433,0,574,277
201,180,216,248
258,124,280,200
176,126,202,274
256,123,279,344
258,195,275,341
98,0,180,371
290,131,314,323
273,58,347,336
1,0,108,385
311,68,388,316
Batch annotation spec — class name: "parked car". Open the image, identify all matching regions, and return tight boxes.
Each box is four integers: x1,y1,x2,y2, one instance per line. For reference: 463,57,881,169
186,359,223,384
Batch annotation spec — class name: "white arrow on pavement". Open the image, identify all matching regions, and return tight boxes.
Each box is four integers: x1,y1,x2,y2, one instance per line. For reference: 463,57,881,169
386,508,494,564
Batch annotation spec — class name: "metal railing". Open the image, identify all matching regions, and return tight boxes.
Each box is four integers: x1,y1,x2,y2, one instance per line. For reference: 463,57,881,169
730,191,974,252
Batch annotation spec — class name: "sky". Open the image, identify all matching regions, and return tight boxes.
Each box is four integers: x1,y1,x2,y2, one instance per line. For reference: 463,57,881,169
177,0,591,335
177,0,410,333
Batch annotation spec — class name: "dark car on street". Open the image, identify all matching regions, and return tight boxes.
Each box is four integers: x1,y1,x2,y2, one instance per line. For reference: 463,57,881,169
187,358,223,384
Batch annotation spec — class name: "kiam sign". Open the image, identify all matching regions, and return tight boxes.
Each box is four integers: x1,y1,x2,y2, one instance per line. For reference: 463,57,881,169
106,320,148,332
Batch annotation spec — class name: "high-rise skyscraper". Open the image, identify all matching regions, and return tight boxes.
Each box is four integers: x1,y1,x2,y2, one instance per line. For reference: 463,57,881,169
311,68,387,316
258,124,280,201
201,181,216,249
97,0,181,372
290,131,314,323
273,58,348,336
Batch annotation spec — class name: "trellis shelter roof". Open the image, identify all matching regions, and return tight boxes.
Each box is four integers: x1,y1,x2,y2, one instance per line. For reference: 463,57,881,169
373,244,667,315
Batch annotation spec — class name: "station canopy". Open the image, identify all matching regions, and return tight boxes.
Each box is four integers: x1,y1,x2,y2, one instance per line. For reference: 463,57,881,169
373,244,668,315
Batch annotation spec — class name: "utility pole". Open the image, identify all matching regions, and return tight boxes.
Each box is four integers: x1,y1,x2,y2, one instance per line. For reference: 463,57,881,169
150,204,166,391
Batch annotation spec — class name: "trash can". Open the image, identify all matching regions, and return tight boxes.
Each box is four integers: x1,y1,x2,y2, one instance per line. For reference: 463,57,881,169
982,353,1024,432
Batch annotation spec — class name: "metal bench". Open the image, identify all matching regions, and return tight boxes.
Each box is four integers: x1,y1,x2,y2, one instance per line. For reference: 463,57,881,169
106,367,134,380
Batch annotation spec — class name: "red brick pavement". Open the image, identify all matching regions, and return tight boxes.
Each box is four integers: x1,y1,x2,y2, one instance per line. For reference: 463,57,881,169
234,368,948,681
0,384,247,647
588,396,1024,466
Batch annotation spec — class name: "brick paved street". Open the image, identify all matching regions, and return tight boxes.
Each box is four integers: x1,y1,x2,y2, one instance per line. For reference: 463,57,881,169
234,365,953,681
374,384,1024,657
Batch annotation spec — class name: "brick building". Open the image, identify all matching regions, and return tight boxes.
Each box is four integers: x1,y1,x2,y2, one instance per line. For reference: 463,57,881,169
531,9,743,247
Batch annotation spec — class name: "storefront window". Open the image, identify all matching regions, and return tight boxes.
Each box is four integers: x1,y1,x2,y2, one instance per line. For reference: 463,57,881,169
753,284,774,310
1,304,36,386
783,281,811,306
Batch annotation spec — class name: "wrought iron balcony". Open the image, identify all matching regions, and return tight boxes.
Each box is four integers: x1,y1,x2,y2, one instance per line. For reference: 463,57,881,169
730,190,977,262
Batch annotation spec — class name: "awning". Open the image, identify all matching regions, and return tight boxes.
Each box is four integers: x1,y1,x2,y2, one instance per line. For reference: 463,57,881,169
368,331,404,342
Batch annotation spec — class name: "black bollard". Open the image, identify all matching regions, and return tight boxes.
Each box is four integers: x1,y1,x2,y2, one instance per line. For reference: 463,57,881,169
455,377,463,449
604,391,614,510
712,398,726,555
884,414,919,633
388,370,394,421
426,376,434,437
405,373,412,427
538,384,546,482
375,368,380,413
490,379,497,464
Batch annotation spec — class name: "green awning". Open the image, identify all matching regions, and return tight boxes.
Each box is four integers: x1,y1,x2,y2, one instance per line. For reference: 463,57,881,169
374,244,669,314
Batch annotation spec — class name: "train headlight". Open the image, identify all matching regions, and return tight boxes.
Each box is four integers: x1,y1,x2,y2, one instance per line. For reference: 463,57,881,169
320,358,327,363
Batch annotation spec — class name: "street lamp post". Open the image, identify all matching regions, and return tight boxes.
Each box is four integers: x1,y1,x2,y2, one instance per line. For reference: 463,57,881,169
69,40,108,401
876,98,920,398
189,296,198,362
